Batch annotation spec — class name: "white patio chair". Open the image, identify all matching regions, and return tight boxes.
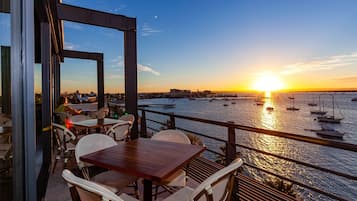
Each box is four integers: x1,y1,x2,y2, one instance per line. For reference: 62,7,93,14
151,129,191,199
162,158,243,201
62,169,138,201
106,122,130,141
52,123,77,173
119,114,135,129
75,134,138,196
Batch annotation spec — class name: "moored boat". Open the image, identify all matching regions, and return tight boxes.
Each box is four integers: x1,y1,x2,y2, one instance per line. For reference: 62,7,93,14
266,106,274,111
315,125,344,139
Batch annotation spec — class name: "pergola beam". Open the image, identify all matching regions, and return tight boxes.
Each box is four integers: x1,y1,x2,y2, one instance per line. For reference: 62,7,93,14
62,50,105,109
57,3,136,31
63,49,103,61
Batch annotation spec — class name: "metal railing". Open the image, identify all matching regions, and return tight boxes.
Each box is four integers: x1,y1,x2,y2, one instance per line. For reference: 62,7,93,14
139,108,357,201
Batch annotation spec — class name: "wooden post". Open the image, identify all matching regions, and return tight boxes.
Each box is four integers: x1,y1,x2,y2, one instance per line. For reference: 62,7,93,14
226,121,236,165
140,110,147,137
169,113,176,129
97,53,104,109
124,29,138,139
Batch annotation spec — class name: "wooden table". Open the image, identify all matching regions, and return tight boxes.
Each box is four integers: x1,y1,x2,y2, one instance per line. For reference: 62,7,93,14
72,118,128,133
80,138,205,201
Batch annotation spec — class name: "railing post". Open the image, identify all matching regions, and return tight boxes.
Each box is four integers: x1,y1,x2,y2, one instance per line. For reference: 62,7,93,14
169,113,176,129
140,110,147,137
226,121,236,165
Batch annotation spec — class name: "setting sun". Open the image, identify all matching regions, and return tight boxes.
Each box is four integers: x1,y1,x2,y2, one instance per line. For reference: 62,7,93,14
252,73,285,92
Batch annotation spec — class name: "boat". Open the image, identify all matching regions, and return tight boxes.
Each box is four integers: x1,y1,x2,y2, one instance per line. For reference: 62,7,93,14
310,95,327,115
223,104,228,106
286,95,299,111
315,125,344,139
256,101,264,106
231,102,236,104
308,97,318,106
317,95,343,124
317,115,343,124
266,107,274,111
352,98,357,102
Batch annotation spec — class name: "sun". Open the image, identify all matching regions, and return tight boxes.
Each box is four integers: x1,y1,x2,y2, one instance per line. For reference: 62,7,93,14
252,73,284,92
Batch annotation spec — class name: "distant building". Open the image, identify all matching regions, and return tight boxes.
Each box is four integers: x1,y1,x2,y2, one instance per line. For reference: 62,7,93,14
169,89,191,98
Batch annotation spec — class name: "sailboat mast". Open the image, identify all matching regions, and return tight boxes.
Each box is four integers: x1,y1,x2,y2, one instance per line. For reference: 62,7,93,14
332,95,335,117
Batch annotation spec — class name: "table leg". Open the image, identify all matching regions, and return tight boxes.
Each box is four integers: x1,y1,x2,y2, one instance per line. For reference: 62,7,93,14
143,179,152,201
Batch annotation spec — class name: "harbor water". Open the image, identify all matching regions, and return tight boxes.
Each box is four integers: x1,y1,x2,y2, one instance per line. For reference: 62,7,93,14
140,92,357,200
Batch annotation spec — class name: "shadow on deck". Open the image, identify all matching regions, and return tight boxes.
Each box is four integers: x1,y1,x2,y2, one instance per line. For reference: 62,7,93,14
45,155,295,201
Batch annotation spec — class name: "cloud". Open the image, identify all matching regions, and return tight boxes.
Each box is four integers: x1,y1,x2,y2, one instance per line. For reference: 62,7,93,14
138,64,160,75
141,23,161,37
64,21,83,30
109,5,127,13
62,79,80,85
280,52,357,75
107,74,122,79
64,42,78,50
333,76,357,82
154,15,159,19
110,56,124,68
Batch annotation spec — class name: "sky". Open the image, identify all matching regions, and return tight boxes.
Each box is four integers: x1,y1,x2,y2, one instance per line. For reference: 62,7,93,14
1,0,357,93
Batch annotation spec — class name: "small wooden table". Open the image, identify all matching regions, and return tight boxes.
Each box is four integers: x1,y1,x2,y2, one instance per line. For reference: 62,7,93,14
80,138,205,201
72,118,128,133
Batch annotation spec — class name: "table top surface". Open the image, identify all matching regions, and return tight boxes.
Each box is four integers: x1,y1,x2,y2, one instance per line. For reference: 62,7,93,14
72,118,128,128
0,126,12,135
80,138,205,182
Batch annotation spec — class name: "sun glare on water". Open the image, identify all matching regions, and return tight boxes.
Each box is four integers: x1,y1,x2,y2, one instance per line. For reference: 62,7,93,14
252,73,284,92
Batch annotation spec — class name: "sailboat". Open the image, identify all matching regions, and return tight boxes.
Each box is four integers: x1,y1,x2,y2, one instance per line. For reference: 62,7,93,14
308,97,318,106
286,95,299,111
310,95,327,115
317,95,343,124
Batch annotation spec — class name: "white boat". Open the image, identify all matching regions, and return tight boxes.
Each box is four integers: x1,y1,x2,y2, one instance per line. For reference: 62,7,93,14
317,95,343,124
315,125,344,139
310,95,327,115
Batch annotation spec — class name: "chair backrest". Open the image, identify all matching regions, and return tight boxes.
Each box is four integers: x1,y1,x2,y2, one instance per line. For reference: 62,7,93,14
119,114,135,124
70,114,90,122
53,123,76,148
62,169,124,201
105,123,130,141
152,129,191,144
75,134,117,169
190,158,243,201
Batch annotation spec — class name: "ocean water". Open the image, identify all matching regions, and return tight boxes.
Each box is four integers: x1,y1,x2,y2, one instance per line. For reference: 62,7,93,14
139,92,357,201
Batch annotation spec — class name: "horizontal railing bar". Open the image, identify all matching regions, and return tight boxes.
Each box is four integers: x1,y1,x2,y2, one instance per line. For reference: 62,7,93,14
175,126,227,143
146,126,159,132
139,108,357,152
244,163,349,201
205,148,225,157
146,118,167,126
236,143,357,181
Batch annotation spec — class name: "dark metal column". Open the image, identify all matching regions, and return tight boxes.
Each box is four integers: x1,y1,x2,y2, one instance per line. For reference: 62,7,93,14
1,46,11,114
53,55,61,107
124,29,138,138
38,21,53,200
97,53,104,109
11,0,36,200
